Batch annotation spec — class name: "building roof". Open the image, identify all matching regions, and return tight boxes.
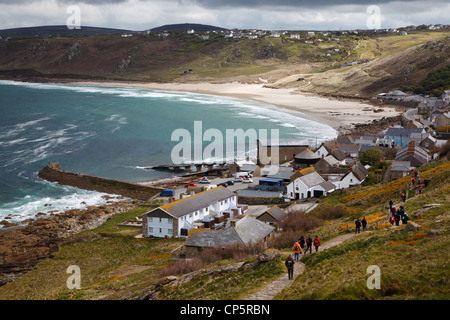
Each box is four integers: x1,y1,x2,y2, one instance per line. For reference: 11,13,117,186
267,171,296,181
295,149,321,160
297,171,326,188
338,144,361,154
319,180,336,192
157,186,235,218
185,216,274,248
263,205,287,221
385,127,424,137
351,162,369,182
391,161,412,172
237,190,283,198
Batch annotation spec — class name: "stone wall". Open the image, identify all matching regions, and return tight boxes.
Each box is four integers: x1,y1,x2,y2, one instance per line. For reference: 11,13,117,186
38,162,164,201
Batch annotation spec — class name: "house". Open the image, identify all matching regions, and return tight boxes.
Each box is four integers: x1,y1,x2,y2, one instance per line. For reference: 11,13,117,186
293,149,321,170
256,205,287,227
395,141,430,167
384,127,425,147
385,90,408,101
338,144,361,159
419,135,436,151
141,186,238,238
390,161,412,180
183,215,275,257
257,139,309,165
332,162,369,189
287,168,336,200
236,189,284,199
435,112,450,128
313,154,347,174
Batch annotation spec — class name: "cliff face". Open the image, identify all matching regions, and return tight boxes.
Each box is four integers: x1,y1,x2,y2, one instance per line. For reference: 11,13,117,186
38,162,164,201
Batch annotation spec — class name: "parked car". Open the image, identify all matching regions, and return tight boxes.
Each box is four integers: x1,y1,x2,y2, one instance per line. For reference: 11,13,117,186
159,189,175,197
184,183,197,187
226,180,235,185
218,182,228,188
243,178,253,183
234,177,243,182
198,178,211,184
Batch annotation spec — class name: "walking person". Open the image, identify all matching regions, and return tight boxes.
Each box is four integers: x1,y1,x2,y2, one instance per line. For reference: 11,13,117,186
418,184,422,194
394,211,401,226
285,254,295,280
401,192,406,203
313,235,321,252
389,214,395,225
389,199,393,211
305,234,313,254
298,235,305,254
361,216,367,231
292,241,302,261
355,218,361,234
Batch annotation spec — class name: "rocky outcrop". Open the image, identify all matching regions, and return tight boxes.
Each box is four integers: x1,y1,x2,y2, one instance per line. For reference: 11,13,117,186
38,162,164,201
0,200,137,286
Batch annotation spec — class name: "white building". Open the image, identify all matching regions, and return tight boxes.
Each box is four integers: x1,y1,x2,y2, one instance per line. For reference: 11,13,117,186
142,186,239,238
287,168,335,200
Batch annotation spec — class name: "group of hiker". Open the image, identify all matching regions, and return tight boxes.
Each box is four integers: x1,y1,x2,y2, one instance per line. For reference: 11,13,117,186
354,216,367,234
389,199,409,226
410,169,429,195
285,235,321,279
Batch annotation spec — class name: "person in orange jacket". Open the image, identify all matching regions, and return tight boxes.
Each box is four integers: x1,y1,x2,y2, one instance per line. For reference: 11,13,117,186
313,235,321,252
292,241,302,261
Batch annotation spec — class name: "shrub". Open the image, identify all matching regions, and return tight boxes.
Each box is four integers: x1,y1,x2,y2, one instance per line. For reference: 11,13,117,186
315,205,348,220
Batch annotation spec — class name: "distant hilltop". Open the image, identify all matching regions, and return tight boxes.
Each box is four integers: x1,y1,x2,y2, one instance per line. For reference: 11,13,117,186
0,23,228,38
150,23,228,33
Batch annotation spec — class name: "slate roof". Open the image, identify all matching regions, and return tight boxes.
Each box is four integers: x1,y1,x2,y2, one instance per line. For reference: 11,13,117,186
157,186,235,218
298,171,326,188
295,149,321,160
184,216,274,248
319,180,336,192
267,171,296,181
351,162,369,182
391,161,412,172
237,190,283,198
385,127,424,137
264,205,287,221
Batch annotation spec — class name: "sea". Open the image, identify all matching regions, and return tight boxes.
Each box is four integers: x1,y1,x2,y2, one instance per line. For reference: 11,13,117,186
0,80,337,225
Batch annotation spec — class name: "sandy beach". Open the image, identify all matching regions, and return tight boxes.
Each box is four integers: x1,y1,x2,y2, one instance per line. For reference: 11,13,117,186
69,80,401,133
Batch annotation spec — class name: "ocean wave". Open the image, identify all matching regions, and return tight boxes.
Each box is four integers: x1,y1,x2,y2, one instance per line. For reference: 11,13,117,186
0,189,126,225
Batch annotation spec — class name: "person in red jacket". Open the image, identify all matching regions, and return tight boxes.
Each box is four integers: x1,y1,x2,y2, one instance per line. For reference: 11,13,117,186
313,235,321,252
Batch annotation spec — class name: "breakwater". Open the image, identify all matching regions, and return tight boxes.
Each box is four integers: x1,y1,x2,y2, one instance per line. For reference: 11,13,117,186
38,162,164,201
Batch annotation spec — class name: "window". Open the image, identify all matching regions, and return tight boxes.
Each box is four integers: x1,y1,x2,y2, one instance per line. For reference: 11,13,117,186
168,218,173,223
168,229,173,234
149,227,153,233
159,228,162,233
159,218,162,223
149,217,153,222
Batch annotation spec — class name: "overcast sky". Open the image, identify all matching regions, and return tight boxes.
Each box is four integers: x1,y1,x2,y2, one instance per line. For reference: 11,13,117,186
0,0,449,31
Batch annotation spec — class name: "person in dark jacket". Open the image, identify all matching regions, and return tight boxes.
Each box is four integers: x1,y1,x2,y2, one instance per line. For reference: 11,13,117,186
361,216,367,231
355,218,361,234
298,235,305,254
285,254,295,280
394,212,401,226
389,199,393,211
305,235,313,254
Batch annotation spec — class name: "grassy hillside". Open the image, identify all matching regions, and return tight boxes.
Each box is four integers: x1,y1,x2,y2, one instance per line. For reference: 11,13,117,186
0,29,448,97
0,160,448,300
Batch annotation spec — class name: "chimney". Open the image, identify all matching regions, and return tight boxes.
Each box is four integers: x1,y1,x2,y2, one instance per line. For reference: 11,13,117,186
407,140,415,156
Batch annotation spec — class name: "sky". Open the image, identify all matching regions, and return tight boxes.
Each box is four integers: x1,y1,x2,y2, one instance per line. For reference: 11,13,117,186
0,0,449,31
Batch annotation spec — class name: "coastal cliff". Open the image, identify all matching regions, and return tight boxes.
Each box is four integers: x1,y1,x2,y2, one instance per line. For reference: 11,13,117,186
38,162,164,201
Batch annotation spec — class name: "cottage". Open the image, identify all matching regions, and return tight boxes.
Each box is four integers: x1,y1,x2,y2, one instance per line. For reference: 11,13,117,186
395,141,429,167
184,216,274,257
332,162,368,189
141,186,238,238
384,127,425,147
256,205,287,226
434,112,450,128
419,135,436,151
287,168,335,200
389,161,412,180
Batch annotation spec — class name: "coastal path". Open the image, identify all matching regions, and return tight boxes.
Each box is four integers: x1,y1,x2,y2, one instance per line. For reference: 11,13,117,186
244,232,365,300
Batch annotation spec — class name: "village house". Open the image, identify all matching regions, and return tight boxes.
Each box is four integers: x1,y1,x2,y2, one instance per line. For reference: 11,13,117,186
256,205,287,227
141,186,239,238
183,215,275,258
389,161,412,180
329,162,369,190
384,127,426,147
434,112,450,128
394,141,430,167
287,168,336,200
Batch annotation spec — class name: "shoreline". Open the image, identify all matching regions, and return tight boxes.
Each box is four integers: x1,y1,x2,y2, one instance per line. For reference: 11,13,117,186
60,79,401,133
